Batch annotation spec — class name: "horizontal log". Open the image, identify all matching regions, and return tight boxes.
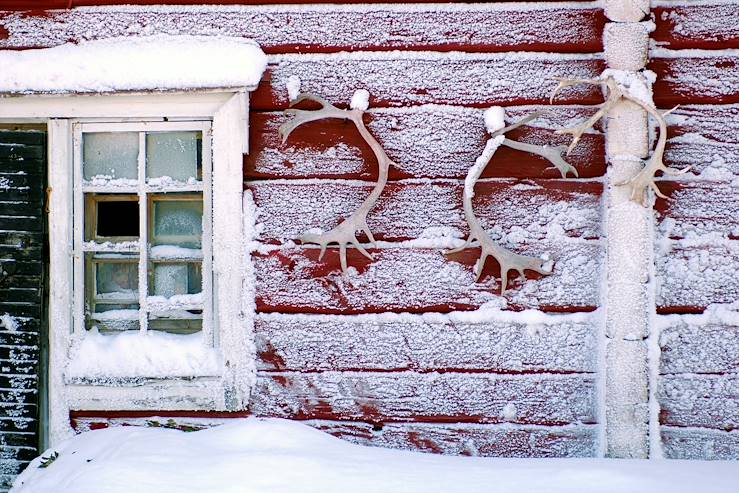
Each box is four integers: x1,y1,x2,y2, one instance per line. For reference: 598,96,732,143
249,179,603,244
0,4,604,53
660,321,739,375
255,312,598,373
245,107,606,180
0,432,35,448
663,105,739,177
653,3,739,51
661,426,739,460
659,374,739,430
651,54,739,107
254,241,602,314
656,241,739,312
655,181,738,239
0,418,35,434
251,371,596,425
311,420,596,457
252,54,605,110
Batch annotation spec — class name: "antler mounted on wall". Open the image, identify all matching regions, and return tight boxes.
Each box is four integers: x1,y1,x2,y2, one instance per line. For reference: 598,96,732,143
451,108,579,294
550,73,688,206
279,92,393,273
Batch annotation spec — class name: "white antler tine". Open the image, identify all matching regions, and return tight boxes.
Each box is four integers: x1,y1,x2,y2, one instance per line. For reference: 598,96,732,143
501,140,579,179
339,244,349,274
352,239,373,261
474,253,489,282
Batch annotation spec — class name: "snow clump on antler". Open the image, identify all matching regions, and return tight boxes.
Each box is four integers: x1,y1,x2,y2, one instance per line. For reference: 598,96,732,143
550,70,689,206
279,92,393,274
451,108,578,294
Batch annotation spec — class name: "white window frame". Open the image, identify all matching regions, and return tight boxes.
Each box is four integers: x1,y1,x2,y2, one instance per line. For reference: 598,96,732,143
0,90,253,445
72,120,214,341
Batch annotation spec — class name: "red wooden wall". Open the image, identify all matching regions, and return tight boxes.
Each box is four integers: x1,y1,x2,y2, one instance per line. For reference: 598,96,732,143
649,1,739,459
2,1,737,460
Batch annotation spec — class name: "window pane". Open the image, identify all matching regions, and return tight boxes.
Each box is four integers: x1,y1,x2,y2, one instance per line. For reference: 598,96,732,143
96,262,138,298
152,199,203,248
146,132,201,183
83,132,138,181
86,196,139,240
88,304,140,332
152,262,202,298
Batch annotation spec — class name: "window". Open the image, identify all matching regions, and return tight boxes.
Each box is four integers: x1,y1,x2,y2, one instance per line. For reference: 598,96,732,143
72,122,213,338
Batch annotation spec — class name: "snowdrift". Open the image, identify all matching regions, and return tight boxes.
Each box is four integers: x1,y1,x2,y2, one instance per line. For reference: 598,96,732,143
12,418,739,493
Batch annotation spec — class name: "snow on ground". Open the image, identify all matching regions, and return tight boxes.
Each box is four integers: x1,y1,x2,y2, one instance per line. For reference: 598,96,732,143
12,418,739,493
0,35,266,94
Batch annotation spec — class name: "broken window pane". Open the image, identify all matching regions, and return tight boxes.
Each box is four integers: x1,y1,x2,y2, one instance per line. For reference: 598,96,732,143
87,196,139,240
151,262,202,298
83,132,138,181
151,198,203,248
146,131,201,183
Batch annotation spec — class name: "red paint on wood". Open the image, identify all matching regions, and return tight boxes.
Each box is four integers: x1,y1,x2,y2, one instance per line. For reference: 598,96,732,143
652,5,739,51
251,59,606,111
245,112,606,180
651,57,739,106
1,0,595,11
0,25,8,39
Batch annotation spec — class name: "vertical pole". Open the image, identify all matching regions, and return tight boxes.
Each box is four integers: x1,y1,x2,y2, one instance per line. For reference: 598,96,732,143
602,0,653,458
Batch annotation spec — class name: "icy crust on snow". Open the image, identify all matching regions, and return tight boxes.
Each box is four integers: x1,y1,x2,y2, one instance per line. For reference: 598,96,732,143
655,240,739,309
651,48,739,102
0,36,266,94
64,330,221,383
248,179,602,245
14,418,739,493
658,306,739,375
664,104,739,178
266,52,603,108
0,4,602,51
657,183,738,239
255,311,598,373
654,1,739,47
250,105,604,179
252,372,596,425
254,241,602,312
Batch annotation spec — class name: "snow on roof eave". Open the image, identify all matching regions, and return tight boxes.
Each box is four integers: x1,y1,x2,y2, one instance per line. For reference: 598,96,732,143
0,35,267,96
0,85,259,98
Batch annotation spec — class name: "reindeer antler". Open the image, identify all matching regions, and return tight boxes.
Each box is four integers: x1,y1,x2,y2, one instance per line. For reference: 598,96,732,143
280,92,393,273
450,111,578,294
550,75,689,206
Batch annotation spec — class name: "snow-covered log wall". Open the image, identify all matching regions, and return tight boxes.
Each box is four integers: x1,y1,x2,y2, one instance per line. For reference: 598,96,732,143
0,0,737,465
648,0,739,460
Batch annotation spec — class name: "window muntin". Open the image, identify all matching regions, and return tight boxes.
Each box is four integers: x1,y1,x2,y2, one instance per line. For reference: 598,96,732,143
73,121,212,338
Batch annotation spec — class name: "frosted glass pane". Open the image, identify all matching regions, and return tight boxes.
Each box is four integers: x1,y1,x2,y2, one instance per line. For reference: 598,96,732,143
146,132,200,182
96,262,138,297
152,200,203,247
83,132,138,180
152,263,202,297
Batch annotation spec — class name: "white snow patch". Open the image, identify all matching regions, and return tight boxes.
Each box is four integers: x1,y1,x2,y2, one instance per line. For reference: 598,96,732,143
286,75,301,102
484,106,506,134
350,89,370,111
11,418,739,493
65,329,221,381
0,36,267,94
0,313,20,331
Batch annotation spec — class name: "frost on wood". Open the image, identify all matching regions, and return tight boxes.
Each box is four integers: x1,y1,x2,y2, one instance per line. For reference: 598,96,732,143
0,35,267,94
550,71,689,206
255,243,602,313
255,311,598,373
248,105,606,180
279,92,393,273
451,109,578,294
252,372,596,425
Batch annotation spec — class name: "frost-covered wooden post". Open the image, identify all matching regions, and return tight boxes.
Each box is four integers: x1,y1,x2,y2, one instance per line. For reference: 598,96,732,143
603,0,652,458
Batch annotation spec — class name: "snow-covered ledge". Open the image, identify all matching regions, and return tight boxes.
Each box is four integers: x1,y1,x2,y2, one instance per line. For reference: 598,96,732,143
0,36,267,446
